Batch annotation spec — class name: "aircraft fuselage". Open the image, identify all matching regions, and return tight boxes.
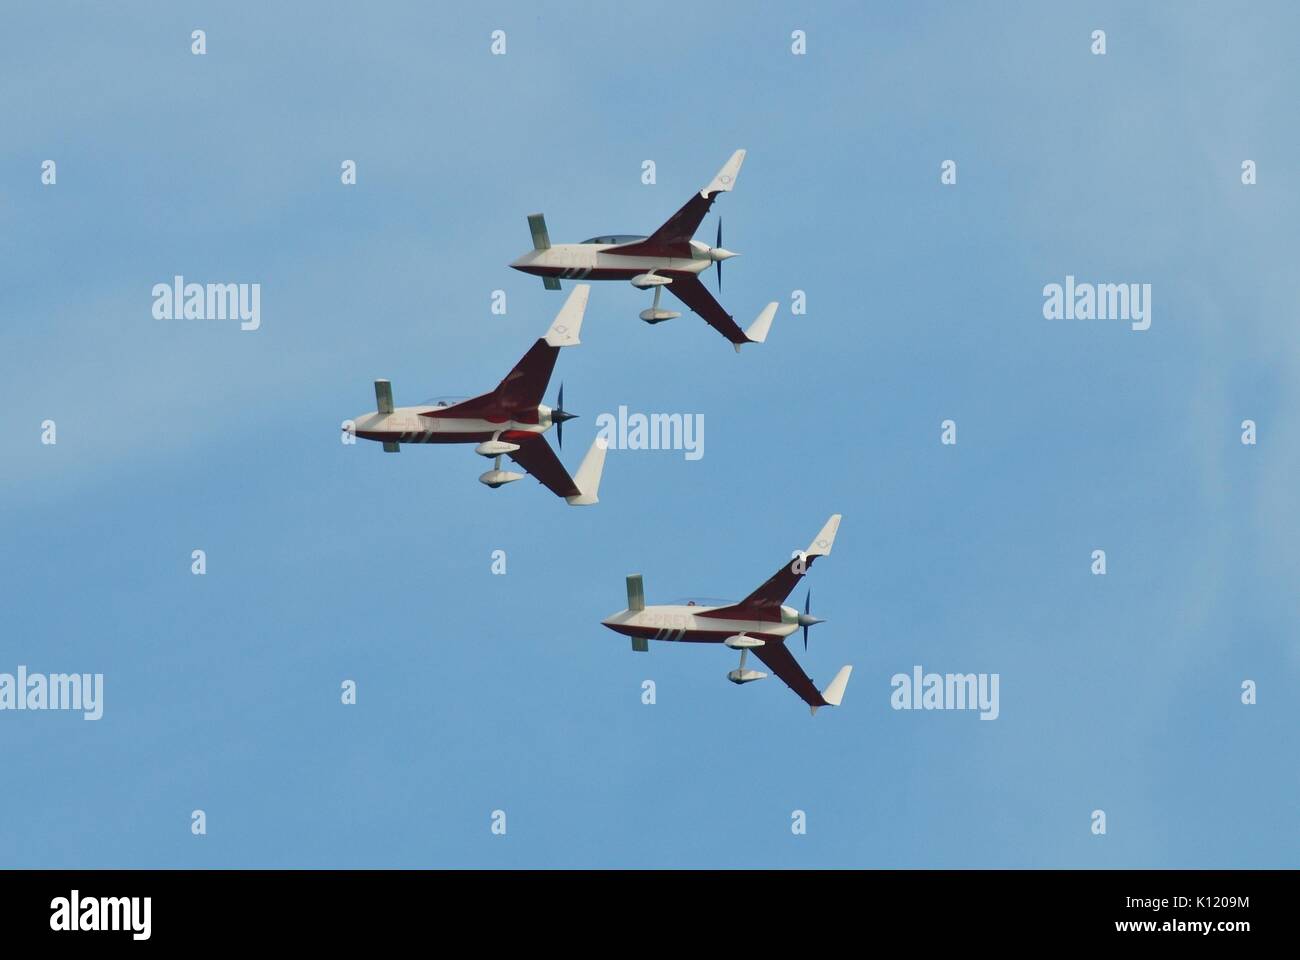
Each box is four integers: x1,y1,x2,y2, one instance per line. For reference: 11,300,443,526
510,243,712,283
350,403,555,445
601,603,800,645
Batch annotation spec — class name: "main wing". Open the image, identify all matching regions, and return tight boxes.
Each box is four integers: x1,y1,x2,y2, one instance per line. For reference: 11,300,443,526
751,640,827,709
502,432,581,499
754,642,854,715
666,275,750,346
424,285,588,420
490,338,561,414
606,150,746,259
701,514,842,622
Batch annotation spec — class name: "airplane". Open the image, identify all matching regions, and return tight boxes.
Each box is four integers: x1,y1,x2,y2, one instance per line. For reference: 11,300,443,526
510,149,779,352
348,284,608,505
600,514,852,714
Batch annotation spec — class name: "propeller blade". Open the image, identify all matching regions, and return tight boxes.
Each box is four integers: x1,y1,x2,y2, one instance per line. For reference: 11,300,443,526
715,219,723,293
803,589,811,649
557,383,564,450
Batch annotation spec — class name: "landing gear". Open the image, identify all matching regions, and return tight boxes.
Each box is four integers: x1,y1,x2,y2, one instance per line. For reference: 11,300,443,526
478,434,524,488
632,273,681,324
475,429,521,459
726,647,768,685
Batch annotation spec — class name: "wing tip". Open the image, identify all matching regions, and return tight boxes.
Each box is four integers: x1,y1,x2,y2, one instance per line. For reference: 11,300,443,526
744,302,778,346
544,284,589,347
816,665,853,712
564,436,608,506
806,513,841,557
704,149,748,197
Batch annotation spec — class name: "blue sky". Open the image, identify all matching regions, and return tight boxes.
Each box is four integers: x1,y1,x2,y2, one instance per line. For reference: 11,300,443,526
2,1,1297,867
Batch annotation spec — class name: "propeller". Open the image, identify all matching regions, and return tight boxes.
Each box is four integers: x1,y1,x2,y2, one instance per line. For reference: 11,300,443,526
715,219,723,293
797,588,825,650
709,218,737,293
552,382,577,449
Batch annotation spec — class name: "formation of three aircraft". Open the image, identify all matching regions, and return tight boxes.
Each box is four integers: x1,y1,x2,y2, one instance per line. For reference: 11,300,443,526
347,151,852,713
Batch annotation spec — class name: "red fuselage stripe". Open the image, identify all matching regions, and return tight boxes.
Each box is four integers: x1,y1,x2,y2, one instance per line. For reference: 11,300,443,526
515,265,695,282
602,623,784,644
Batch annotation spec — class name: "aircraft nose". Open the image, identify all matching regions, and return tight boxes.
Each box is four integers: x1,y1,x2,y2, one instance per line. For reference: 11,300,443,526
710,247,738,262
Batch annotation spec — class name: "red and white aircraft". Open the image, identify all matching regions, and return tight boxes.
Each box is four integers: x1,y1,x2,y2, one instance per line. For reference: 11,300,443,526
601,515,852,714
348,285,607,505
510,149,778,352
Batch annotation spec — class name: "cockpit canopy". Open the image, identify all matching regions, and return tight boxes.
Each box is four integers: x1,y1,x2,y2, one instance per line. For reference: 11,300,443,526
579,234,646,245
420,396,469,408
668,597,734,608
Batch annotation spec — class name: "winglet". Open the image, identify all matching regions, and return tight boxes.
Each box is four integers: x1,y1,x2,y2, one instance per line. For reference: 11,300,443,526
736,302,778,352
811,665,853,715
565,436,608,506
545,284,589,347
805,514,841,558
702,149,746,198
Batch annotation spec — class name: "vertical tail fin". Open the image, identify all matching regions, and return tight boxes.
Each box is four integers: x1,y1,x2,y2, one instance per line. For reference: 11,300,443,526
626,574,647,651
527,213,551,250
626,574,645,612
529,214,561,289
